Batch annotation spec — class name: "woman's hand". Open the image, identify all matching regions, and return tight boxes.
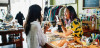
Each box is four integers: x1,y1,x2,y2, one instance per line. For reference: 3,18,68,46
44,23,50,34
57,18,63,26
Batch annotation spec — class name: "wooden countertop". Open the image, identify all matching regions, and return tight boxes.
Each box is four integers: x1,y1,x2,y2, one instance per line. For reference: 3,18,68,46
46,31,100,48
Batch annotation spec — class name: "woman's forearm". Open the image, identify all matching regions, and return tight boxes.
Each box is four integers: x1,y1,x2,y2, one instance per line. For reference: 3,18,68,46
61,25,67,33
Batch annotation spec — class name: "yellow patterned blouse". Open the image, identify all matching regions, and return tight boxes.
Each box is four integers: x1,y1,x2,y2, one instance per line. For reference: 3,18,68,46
66,18,83,37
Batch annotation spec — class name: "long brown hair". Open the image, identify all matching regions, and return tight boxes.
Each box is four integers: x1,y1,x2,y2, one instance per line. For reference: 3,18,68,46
67,6,77,21
24,4,42,36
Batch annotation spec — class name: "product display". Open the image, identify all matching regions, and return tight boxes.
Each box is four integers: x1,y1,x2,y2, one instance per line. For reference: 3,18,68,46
0,0,100,48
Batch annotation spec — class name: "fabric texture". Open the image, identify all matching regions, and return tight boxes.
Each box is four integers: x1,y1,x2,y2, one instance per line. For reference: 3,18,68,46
26,21,47,48
70,18,83,37
58,7,65,18
44,6,50,21
55,6,63,15
66,18,83,37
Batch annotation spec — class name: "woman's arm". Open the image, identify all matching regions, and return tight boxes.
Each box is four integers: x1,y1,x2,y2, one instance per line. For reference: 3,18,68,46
54,29,73,37
57,18,67,33
57,18,73,36
44,24,51,34
61,25,67,33
65,29,73,36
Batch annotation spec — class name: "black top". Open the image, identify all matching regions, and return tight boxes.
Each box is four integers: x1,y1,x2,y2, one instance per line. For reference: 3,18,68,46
15,12,25,26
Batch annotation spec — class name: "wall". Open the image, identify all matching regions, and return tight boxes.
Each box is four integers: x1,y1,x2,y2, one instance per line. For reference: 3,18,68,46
78,0,100,30
11,0,45,22
78,0,83,15
50,0,55,5
50,0,77,14
0,0,8,3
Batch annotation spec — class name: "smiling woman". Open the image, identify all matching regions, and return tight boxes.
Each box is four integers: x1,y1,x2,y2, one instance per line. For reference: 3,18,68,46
56,6,83,45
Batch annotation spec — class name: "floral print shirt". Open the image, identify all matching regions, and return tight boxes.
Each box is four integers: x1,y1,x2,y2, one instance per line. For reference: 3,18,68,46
66,18,83,37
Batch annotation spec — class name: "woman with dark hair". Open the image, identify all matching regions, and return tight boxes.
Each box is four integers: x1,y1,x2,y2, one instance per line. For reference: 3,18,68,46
24,4,47,48
56,6,83,45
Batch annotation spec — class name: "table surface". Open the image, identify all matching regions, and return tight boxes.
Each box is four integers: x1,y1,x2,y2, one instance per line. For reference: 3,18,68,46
46,31,100,48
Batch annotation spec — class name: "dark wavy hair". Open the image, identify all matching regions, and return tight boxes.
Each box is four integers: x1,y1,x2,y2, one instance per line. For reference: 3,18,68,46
24,4,42,36
66,6,78,21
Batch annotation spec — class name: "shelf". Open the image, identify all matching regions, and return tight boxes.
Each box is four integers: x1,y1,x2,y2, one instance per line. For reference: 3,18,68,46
82,21,92,24
83,7,100,9
0,41,20,46
0,38,24,46
0,29,24,48
83,29,99,37
83,29,99,33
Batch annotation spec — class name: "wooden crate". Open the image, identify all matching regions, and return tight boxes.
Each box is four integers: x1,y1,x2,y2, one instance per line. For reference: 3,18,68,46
82,21,92,30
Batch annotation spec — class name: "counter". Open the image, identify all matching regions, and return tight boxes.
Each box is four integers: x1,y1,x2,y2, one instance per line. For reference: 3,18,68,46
45,31,100,48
